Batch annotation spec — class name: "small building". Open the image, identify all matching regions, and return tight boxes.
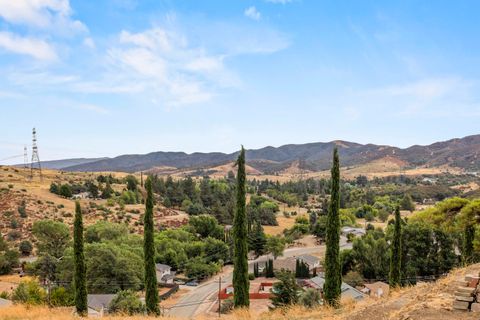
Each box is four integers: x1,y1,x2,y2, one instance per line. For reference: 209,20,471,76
341,227,366,237
72,192,91,199
156,263,174,284
161,273,176,284
362,281,389,298
87,294,115,317
304,276,365,301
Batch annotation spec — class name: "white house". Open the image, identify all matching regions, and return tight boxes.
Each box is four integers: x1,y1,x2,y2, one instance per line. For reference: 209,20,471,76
155,263,174,284
341,227,366,237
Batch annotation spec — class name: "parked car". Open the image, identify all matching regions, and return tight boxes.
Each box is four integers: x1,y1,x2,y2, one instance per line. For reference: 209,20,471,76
186,281,199,287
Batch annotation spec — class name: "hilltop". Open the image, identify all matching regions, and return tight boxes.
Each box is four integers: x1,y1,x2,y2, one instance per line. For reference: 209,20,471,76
36,134,480,174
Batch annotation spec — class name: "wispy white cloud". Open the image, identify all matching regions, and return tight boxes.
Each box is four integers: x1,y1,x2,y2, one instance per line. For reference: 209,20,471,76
76,103,109,114
358,77,476,117
244,6,261,21
265,0,294,4
83,37,95,49
105,27,228,106
1,9,289,109
0,0,87,34
0,31,57,61
9,71,77,85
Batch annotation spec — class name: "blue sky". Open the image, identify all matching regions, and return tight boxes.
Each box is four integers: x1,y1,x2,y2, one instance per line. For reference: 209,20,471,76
1,0,480,163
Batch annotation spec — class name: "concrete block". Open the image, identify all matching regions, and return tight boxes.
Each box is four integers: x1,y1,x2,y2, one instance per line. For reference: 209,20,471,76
455,290,474,297
471,303,480,312
465,274,476,282
468,278,480,288
453,300,470,310
456,286,476,295
455,281,469,287
456,296,474,302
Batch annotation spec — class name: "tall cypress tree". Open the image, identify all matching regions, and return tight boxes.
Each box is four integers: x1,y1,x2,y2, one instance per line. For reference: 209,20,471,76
323,147,341,307
389,206,402,287
144,178,160,315
73,201,87,316
463,224,475,265
233,147,250,308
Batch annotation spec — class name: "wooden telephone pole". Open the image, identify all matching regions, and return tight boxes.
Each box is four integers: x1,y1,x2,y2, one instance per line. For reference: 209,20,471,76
218,276,222,317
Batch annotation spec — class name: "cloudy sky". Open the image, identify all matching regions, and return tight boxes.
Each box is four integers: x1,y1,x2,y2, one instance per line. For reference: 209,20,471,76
1,0,480,163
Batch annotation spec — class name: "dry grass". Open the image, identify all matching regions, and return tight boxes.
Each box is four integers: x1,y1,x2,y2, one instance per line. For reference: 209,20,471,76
263,206,308,236
1,263,479,320
0,305,172,320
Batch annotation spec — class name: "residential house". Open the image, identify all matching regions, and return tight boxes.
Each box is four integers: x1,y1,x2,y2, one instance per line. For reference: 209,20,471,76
87,294,115,317
72,192,90,200
156,263,175,284
361,281,389,298
341,227,366,237
304,276,365,301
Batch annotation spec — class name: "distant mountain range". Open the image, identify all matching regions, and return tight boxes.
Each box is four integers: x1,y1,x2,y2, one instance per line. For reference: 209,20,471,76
37,134,480,174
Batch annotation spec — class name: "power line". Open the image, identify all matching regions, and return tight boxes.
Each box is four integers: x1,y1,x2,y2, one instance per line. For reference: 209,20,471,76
0,154,23,161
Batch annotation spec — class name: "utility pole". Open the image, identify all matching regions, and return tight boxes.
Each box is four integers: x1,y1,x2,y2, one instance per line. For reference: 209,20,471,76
218,276,222,318
46,277,51,307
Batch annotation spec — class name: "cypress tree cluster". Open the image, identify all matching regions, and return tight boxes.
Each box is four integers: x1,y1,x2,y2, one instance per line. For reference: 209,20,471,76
265,259,275,278
233,147,250,308
389,206,402,287
144,178,160,315
295,259,309,279
73,201,87,316
323,147,342,307
253,262,260,278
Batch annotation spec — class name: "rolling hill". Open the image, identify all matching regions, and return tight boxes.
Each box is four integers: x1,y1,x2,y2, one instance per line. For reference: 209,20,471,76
57,134,480,173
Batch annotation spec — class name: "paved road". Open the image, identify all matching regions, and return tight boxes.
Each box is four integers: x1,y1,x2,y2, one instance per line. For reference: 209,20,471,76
167,236,350,318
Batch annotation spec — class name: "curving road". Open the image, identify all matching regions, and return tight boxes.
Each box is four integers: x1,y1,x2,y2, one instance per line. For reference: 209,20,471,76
167,236,350,318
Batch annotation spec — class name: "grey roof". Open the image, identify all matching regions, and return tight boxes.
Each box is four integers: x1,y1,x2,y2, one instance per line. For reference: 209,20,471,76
341,227,366,235
155,263,171,272
0,298,12,308
307,276,365,301
87,294,116,311
297,254,320,266
161,273,175,281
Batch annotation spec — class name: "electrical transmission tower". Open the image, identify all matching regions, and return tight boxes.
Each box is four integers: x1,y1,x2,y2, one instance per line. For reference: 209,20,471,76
23,146,28,169
30,128,42,180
